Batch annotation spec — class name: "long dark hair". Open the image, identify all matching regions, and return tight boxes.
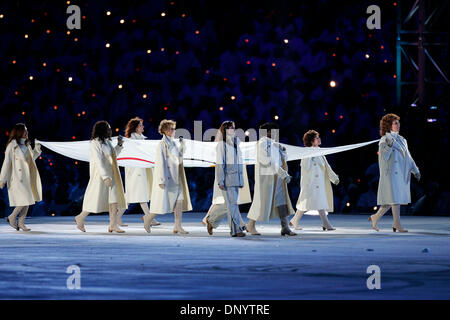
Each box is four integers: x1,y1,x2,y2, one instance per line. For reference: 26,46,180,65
125,117,143,138
7,123,30,146
218,121,235,142
91,120,112,143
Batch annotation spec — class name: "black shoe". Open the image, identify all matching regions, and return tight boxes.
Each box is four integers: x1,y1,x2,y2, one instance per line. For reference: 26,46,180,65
281,229,297,236
232,232,246,237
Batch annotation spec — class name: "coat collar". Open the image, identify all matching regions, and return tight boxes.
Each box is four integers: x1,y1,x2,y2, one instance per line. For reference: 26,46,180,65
10,139,31,160
131,132,146,140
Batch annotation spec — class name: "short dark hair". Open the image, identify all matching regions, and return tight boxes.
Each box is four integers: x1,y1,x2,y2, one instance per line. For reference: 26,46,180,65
303,130,319,147
259,122,279,131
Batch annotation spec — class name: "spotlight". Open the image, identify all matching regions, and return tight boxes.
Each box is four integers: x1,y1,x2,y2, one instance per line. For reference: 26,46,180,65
329,80,336,87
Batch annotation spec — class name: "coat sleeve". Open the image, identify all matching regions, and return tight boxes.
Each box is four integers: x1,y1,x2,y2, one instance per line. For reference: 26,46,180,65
215,142,225,186
155,142,167,185
0,144,12,183
90,141,111,180
32,144,42,161
324,156,339,183
114,143,123,156
379,138,394,162
178,139,186,157
404,139,420,175
258,140,289,179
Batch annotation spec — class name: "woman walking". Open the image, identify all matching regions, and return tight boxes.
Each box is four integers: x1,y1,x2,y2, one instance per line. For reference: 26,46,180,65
149,120,192,234
368,114,420,232
205,121,249,237
74,121,128,233
0,123,42,231
247,122,297,236
117,117,161,232
290,130,339,231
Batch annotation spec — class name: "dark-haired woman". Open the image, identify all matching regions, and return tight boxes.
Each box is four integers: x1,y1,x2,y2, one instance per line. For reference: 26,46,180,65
150,119,192,234
205,121,247,237
368,114,420,232
290,130,339,231
74,121,128,233
117,117,161,232
0,123,42,231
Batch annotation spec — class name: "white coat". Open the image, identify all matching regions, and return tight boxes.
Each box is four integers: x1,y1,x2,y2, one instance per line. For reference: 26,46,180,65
247,137,295,221
82,138,127,213
124,133,153,203
149,136,192,214
212,137,251,205
296,150,339,212
0,139,42,207
377,132,419,205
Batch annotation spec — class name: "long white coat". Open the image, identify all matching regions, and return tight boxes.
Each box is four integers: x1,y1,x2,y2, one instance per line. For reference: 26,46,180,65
82,138,127,213
124,133,153,203
377,133,419,205
149,136,192,214
296,151,339,212
247,137,295,221
0,139,42,207
212,137,251,205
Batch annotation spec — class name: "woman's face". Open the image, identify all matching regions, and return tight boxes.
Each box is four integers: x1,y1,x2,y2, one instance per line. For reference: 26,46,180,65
391,119,400,133
165,125,176,137
312,135,321,147
22,128,28,139
136,121,144,134
226,123,236,138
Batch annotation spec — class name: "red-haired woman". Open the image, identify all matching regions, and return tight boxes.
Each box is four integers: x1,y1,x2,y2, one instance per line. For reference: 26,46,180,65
117,117,161,232
74,121,128,233
0,123,42,231
368,114,420,232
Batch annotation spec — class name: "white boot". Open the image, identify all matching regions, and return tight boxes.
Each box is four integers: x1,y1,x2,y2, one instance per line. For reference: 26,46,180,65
173,201,188,234
17,206,31,231
75,211,89,232
7,206,22,231
117,209,127,226
392,205,407,232
318,210,335,231
290,210,304,230
369,205,390,231
246,219,261,235
108,204,125,233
